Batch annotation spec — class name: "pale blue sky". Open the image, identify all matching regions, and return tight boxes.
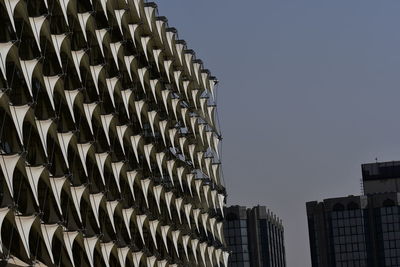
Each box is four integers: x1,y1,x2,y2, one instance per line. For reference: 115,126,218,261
157,1,400,266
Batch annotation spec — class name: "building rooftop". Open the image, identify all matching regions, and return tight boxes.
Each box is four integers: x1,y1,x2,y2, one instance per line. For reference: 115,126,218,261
362,161,400,181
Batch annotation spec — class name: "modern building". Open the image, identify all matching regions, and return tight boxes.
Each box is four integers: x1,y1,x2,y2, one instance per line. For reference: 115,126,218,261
0,0,228,266
224,206,250,267
307,161,400,267
224,205,286,267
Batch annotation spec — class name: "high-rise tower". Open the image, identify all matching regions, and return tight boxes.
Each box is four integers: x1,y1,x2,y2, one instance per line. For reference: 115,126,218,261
307,161,400,267
224,205,286,267
0,0,227,266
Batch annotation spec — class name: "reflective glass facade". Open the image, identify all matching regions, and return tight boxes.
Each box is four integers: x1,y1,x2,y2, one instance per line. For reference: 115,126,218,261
307,193,400,267
225,219,250,267
376,206,400,266
331,209,367,266
259,218,286,267
224,206,286,267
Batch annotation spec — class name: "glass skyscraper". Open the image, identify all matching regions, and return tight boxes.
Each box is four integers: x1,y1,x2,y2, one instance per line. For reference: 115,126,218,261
224,205,286,267
307,161,400,267
224,206,250,266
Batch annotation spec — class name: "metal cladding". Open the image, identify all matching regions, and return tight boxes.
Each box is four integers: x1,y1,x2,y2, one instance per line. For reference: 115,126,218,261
0,0,227,266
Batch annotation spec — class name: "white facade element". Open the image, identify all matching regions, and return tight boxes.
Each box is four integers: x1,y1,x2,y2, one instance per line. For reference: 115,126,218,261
149,219,159,249
117,246,131,267
63,231,79,267
177,166,185,191
132,251,143,267
218,194,226,217
57,131,74,168
200,242,208,266
136,214,147,244
165,191,173,219
184,203,192,228
175,197,183,224
0,154,20,196
20,58,39,95
106,200,119,233
10,104,30,144
115,125,129,155
153,185,163,213
71,49,85,81
147,255,157,267
89,64,104,95
172,230,180,257
186,173,194,196
126,170,139,200
141,178,151,208
111,161,124,192
157,259,168,267
41,223,59,264
201,212,209,237
208,246,215,267
124,55,136,80
49,176,67,214
193,208,201,233
89,193,104,228
211,190,218,210
122,208,134,239
83,102,98,134
128,23,139,46
195,179,203,202
161,225,170,253
35,119,53,157
217,222,224,243
29,15,46,51
131,134,143,163
105,77,119,107
64,89,80,123
166,159,176,185
70,185,86,222
191,238,199,264
3,0,20,31
43,75,61,110
95,28,108,57
120,89,133,119
95,152,109,185
100,242,114,267
83,236,99,267
210,217,217,240
15,215,36,258
223,251,230,267
77,12,91,41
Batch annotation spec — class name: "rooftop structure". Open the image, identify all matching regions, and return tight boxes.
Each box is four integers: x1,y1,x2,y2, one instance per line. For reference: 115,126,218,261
362,161,400,194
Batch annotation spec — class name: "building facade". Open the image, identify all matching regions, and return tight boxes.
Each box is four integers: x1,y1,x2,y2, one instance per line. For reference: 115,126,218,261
224,206,286,267
307,161,400,267
0,0,228,266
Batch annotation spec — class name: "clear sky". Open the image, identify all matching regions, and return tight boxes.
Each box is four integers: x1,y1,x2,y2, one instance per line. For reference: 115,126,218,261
156,1,400,266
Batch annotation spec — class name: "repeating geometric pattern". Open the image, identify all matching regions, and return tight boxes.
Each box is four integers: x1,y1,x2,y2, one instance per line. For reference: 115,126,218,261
0,0,228,266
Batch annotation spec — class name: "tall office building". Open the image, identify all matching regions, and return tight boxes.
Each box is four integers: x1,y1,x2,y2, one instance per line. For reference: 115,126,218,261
307,161,400,267
224,205,286,267
0,0,228,266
